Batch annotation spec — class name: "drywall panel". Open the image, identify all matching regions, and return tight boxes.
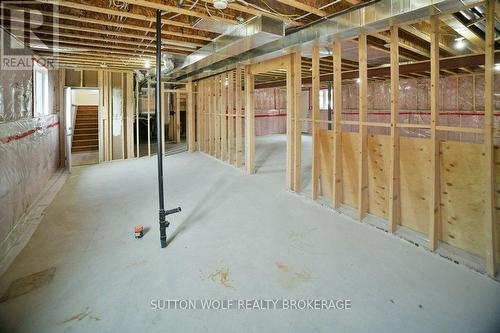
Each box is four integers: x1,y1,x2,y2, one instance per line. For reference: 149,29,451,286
341,132,359,208
440,141,486,258
319,130,333,199
400,137,431,235
367,134,390,219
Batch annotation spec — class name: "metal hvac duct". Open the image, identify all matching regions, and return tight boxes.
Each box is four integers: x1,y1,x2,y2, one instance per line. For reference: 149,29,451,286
166,15,284,80
168,0,484,82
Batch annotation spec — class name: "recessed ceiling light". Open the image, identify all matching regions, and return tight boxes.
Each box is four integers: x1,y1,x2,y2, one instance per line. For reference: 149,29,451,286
454,37,465,50
144,60,151,69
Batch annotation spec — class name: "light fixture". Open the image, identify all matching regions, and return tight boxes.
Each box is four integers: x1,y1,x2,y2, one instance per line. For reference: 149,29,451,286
144,60,151,69
495,63,500,72
454,37,465,50
356,78,361,84
224,77,229,86
100,63,108,68
214,0,228,10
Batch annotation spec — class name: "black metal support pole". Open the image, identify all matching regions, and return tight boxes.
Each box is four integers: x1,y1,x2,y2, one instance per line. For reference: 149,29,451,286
156,10,181,248
155,9,168,248
327,81,332,130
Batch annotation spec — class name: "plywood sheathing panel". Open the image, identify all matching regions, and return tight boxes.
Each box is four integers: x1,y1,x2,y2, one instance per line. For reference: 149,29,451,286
440,141,486,258
400,136,432,235
367,134,390,219
341,132,359,208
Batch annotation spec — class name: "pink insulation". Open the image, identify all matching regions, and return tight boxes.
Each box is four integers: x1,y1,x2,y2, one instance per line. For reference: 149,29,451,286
254,87,287,136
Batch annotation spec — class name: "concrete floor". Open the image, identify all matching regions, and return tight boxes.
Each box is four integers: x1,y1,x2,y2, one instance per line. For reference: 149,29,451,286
1,134,499,333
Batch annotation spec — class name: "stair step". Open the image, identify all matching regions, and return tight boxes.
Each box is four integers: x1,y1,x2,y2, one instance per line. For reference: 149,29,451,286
74,128,97,134
73,134,98,140
76,124,98,129
72,145,98,153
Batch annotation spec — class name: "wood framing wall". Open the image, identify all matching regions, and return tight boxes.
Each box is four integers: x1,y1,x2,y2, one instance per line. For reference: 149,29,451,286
63,68,136,163
190,0,498,278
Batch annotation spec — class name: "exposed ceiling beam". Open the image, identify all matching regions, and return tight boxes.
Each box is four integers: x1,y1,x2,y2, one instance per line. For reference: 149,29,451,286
121,0,237,24
440,14,484,52
275,0,327,17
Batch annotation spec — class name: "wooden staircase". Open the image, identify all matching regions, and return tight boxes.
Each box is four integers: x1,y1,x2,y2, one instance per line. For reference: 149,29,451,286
72,105,98,153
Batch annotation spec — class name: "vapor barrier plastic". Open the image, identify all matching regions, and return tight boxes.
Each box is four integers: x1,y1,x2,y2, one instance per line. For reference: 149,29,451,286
0,69,33,123
0,114,59,260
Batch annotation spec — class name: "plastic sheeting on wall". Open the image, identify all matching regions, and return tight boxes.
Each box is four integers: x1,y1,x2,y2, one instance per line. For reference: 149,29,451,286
0,114,59,259
0,69,33,123
338,74,500,144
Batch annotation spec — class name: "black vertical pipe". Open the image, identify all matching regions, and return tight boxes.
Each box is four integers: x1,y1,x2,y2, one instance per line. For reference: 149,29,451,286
327,81,332,130
156,9,167,248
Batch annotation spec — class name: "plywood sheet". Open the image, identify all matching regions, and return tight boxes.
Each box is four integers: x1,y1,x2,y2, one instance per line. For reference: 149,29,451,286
341,132,359,208
319,130,333,199
367,135,390,219
440,141,486,258
400,137,431,235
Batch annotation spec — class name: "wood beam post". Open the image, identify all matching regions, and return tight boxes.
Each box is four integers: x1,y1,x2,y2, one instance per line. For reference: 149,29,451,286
245,66,255,174
332,40,343,208
293,51,302,191
176,92,181,144
484,0,497,277
429,15,441,251
58,69,66,168
215,75,221,158
221,72,228,161
286,54,295,190
228,71,235,164
358,34,369,220
187,78,196,152
312,44,320,200
236,66,243,167
388,25,401,232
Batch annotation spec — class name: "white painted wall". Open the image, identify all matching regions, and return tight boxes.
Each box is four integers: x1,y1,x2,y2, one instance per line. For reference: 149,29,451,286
72,89,99,106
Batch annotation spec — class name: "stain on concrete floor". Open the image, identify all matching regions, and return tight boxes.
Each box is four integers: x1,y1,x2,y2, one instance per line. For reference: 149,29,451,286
275,262,311,289
0,267,56,303
209,268,234,288
60,307,100,324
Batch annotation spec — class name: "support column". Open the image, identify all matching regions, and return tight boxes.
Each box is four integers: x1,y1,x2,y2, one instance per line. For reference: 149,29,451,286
358,34,368,220
388,25,400,233
236,66,243,167
176,92,181,144
484,0,497,277
187,78,196,152
245,66,255,174
228,71,235,164
429,15,441,251
311,44,320,200
286,54,295,190
332,40,343,208
293,51,302,191
221,72,228,161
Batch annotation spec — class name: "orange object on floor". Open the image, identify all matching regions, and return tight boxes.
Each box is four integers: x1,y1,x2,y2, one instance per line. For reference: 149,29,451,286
134,225,144,239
